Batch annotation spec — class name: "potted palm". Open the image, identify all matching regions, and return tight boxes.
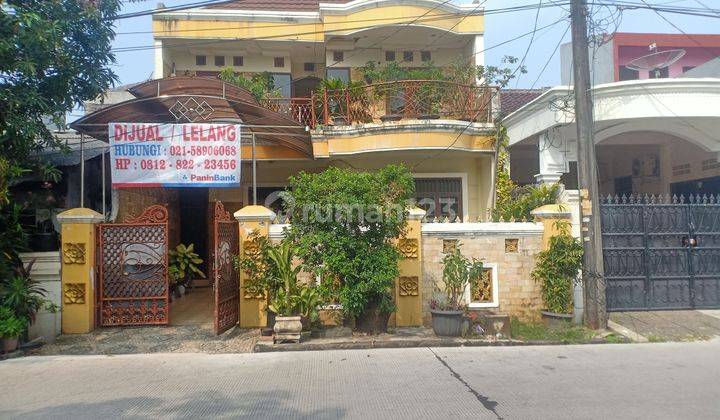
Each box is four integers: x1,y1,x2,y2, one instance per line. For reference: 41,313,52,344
0,306,25,353
531,220,583,326
430,245,483,337
169,243,205,297
266,241,303,343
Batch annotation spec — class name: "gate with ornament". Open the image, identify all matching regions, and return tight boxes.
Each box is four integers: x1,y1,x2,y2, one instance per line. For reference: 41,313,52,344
601,195,720,311
97,205,170,326
212,202,240,334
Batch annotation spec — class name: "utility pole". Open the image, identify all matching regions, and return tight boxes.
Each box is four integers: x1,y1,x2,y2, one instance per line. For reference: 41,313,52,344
570,0,606,329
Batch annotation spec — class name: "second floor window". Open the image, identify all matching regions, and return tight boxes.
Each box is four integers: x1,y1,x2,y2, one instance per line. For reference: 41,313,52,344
619,66,638,81
403,51,414,62
274,57,285,68
196,55,206,66
233,56,243,66
304,62,316,72
214,56,225,66
385,51,396,62
333,51,344,62
421,51,432,62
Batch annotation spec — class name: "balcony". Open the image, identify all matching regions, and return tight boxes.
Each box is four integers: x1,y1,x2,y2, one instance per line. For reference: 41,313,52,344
262,80,495,129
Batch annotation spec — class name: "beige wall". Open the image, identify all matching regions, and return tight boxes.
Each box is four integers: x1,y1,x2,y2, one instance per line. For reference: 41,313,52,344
421,226,544,325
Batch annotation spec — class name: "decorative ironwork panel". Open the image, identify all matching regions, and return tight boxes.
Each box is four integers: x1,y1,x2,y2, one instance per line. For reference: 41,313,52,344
97,205,169,326
602,194,720,311
213,202,240,335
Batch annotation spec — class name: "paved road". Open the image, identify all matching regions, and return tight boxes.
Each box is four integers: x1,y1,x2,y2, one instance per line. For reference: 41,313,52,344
2,342,720,419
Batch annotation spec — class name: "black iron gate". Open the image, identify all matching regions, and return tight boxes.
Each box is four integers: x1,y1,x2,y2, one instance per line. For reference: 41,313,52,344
97,205,170,326
601,195,720,311
212,201,240,335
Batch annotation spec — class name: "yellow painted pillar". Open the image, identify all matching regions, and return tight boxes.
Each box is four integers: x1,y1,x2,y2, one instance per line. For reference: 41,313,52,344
530,204,573,250
56,208,104,334
394,207,426,327
234,205,276,328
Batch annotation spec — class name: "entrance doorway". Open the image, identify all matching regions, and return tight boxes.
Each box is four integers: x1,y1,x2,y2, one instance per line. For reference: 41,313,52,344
171,188,213,325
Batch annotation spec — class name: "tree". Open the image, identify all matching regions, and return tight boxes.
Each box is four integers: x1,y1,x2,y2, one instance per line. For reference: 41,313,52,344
283,165,415,333
0,0,124,280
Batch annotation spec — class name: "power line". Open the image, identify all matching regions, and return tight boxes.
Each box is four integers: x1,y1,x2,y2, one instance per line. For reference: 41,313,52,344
531,22,572,89
110,0,236,21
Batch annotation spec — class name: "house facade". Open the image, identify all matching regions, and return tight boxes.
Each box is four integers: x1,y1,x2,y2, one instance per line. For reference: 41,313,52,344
503,32,720,312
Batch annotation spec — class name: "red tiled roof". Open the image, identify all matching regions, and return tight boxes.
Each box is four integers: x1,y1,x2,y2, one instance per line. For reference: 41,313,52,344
206,0,350,11
499,89,544,117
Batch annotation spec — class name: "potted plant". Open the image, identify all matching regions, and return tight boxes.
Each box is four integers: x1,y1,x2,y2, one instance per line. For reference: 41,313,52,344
266,241,303,343
0,306,25,353
531,220,583,326
169,243,205,297
430,244,483,337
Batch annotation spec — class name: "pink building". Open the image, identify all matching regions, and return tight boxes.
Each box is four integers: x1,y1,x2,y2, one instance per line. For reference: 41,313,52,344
560,32,720,85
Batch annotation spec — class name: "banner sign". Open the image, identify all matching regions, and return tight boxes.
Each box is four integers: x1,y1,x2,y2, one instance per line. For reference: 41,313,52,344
109,123,241,188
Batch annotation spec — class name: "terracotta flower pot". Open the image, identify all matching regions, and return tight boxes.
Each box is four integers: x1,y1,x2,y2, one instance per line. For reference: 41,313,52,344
2,337,19,353
273,316,302,343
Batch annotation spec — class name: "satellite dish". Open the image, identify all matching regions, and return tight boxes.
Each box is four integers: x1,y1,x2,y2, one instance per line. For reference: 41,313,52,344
625,44,686,77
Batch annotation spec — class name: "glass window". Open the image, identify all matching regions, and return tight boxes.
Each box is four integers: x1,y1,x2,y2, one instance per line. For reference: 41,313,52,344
271,73,292,98
385,51,396,62
214,56,225,66
421,51,432,62
195,55,206,66
233,56,243,66
326,68,350,83
403,51,414,62
618,66,638,81
333,51,344,62
304,62,316,72
414,178,463,220
274,57,285,68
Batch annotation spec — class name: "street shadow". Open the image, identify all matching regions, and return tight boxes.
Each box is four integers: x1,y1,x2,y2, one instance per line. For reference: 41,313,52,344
0,389,345,419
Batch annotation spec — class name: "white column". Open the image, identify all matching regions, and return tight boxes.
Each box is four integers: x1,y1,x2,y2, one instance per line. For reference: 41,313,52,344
153,39,164,79
535,130,566,184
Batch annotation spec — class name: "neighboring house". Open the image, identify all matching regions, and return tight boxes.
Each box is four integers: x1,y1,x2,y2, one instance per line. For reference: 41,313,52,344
503,32,720,312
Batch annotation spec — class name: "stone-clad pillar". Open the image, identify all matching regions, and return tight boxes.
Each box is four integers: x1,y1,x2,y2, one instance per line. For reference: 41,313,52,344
56,208,104,334
234,205,276,329
393,207,426,327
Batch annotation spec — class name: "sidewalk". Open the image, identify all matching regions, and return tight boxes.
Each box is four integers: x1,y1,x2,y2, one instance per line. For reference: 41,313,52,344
609,310,720,342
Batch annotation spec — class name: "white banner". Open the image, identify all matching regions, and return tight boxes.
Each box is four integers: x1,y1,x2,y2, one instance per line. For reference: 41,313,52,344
109,122,241,187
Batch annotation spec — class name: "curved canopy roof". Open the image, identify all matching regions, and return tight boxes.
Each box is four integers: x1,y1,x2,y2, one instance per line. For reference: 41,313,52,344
70,77,312,157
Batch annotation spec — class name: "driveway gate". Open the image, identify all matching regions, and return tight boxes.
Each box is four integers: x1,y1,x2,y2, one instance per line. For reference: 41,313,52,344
212,201,240,334
601,194,720,311
97,205,170,326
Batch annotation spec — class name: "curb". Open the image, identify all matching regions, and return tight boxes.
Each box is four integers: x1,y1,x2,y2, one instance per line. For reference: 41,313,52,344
607,320,649,343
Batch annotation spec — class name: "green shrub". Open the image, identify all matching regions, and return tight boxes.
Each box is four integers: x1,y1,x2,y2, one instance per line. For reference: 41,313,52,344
531,221,583,314
283,165,415,332
0,306,26,338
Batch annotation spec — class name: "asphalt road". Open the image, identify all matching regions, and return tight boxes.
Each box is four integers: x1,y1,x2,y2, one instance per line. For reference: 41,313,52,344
2,341,720,419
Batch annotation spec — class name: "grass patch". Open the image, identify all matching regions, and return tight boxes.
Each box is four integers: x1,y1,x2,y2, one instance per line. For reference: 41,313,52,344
604,333,628,344
511,317,596,344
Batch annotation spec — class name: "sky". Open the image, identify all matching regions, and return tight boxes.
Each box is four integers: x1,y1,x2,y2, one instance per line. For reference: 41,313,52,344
101,1,720,101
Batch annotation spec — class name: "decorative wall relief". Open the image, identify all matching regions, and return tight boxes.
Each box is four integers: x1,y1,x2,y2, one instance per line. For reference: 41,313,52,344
63,242,86,265
398,238,419,259
442,239,458,254
398,276,419,297
472,268,494,303
64,283,86,304
505,238,519,253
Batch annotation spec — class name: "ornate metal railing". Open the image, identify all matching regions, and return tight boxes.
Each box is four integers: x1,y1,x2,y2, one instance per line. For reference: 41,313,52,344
260,97,314,127
312,80,494,127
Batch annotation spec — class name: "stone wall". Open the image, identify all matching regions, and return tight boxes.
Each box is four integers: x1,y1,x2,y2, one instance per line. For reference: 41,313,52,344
421,222,545,325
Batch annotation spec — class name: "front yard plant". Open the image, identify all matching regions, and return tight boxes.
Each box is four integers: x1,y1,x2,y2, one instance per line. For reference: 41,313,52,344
430,244,483,337
531,220,583,322
168,243,205,296
283,165,415,333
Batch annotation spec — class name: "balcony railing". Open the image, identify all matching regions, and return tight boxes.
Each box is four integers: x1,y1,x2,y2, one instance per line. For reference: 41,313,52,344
260,97,314,128
262,80,495,129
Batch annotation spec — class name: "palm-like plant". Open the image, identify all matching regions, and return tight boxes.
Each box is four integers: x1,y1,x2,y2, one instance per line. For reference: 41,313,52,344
0,261,47,326
266,241,302,317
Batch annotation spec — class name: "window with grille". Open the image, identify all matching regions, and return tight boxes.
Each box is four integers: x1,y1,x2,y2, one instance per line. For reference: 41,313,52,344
233,56,244,66
414,178,463,220
195,55,207,66
304,62,316,72
403,51,414,62
385,51,396,62
421,51,432,62
274,57,285,68
333,51,344,62
214,56,225,66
